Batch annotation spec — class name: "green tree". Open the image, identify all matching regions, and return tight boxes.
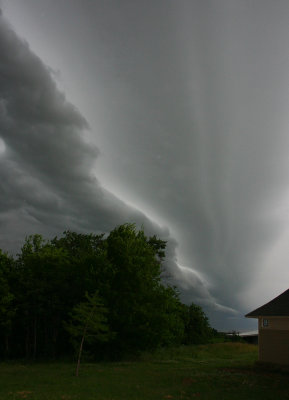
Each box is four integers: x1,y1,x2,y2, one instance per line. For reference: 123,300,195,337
14,232,110,359
64,291,110,376
182,303,212,344
0,250,15,356
15,235,72,358
105,224,183,354
51,231,110,301
0,226,213,360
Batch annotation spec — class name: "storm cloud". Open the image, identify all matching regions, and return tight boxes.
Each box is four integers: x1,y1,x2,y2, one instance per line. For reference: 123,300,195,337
2,1,289,330
0,8,219,317
0,13,158,243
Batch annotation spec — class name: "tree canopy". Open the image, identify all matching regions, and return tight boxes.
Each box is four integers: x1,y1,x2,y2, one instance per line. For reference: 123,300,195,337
0,224,213,360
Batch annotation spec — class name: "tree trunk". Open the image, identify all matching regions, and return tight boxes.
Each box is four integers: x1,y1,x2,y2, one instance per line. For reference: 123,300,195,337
75,306,95,377
33,317,37,360
25,327,30,359
76,333,86,377
5,334,9,357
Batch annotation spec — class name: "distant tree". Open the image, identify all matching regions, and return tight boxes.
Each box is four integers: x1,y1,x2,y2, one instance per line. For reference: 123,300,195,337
182,303,212,344
51,231,110,300
15,235,71,358
64,291,110,376
0,250,15,356
0,225,213,360
13,232,110,359
105,224,183,354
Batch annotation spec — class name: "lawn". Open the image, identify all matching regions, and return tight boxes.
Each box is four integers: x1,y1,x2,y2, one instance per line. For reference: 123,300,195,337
1,343,289,400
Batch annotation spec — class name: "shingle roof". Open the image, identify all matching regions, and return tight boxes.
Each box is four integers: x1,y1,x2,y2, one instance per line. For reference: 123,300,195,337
245,289,289,318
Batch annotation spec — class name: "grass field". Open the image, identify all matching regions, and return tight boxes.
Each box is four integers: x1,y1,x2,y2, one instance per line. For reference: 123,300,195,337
1,342,289,400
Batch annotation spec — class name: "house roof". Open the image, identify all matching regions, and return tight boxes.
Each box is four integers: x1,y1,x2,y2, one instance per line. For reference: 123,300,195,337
245,289,289,318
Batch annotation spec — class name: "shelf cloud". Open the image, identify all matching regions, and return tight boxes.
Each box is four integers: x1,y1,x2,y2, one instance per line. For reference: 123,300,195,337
2,1,289,330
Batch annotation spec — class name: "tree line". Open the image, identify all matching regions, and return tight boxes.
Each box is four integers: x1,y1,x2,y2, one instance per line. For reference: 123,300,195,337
0,224,213,360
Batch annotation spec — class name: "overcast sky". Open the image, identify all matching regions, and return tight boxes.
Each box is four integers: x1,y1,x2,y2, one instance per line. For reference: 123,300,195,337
2,0,289,331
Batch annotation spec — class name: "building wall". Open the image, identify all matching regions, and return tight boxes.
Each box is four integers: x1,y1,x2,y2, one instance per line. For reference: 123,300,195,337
258,317,289,364
259,329,289,364
258,316,289,330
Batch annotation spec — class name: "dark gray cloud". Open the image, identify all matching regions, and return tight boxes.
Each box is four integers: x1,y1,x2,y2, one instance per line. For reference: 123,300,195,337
0,13,148,240
0,9,220,323
2,1,289,330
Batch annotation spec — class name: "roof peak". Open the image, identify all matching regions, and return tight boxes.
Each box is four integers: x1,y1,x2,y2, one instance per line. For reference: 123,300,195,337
245,288,289,318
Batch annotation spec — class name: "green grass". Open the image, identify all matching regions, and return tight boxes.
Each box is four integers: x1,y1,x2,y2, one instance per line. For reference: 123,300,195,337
1,343,289,400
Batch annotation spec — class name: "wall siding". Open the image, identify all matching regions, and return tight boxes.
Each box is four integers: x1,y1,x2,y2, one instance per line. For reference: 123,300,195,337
259,329,289,365
258,317,289,330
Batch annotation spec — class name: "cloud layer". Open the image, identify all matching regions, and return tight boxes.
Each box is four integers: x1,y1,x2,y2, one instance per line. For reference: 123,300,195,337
0,10,223,323
2,1,289,330
0,13,156,244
